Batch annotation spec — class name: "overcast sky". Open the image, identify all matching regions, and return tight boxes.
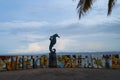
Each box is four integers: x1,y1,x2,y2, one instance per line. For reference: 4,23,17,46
0,0,120,55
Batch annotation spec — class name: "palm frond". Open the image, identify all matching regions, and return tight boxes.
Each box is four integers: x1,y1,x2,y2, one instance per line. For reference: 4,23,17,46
77,0,94,19
108,0,116,16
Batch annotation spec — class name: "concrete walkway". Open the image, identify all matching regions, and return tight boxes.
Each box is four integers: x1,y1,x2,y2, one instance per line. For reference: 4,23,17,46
0,68,120,80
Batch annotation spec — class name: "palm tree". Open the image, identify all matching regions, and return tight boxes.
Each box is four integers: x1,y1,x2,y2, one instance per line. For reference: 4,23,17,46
75,0,117,19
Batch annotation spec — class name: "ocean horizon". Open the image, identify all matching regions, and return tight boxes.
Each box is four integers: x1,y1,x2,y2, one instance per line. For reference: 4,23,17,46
0,51,120,56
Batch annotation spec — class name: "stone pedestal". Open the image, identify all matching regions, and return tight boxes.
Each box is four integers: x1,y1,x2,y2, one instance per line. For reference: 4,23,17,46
49,52,57,68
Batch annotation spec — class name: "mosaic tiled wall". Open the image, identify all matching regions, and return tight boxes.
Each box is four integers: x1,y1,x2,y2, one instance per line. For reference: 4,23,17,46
0,54,120,71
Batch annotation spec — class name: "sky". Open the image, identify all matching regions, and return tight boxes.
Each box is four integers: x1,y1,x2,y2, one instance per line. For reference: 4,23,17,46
0,0,120,55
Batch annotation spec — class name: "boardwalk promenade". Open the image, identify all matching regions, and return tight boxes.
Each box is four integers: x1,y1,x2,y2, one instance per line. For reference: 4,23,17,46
0,68,120,80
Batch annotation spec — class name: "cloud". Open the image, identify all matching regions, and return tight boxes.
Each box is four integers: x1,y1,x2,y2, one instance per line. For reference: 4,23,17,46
8,41,49,54
19,34,48,43
56,38,79,51
0,21,49,28
8,37,82,54
0,14,119,36
1,0,120,54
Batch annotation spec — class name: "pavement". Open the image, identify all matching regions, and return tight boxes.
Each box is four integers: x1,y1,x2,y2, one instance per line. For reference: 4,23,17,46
0,68,120,80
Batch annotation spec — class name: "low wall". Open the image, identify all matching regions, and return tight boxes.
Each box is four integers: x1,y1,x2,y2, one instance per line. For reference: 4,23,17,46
0,53,120,71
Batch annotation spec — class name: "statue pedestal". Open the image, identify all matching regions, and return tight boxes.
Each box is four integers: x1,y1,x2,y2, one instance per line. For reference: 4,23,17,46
49,52,57,68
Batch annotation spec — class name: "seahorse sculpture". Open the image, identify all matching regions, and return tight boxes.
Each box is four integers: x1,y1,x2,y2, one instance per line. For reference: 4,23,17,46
49,34,60,53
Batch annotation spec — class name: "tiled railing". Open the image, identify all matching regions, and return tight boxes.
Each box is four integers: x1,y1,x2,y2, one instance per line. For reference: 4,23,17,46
0,54,120,71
